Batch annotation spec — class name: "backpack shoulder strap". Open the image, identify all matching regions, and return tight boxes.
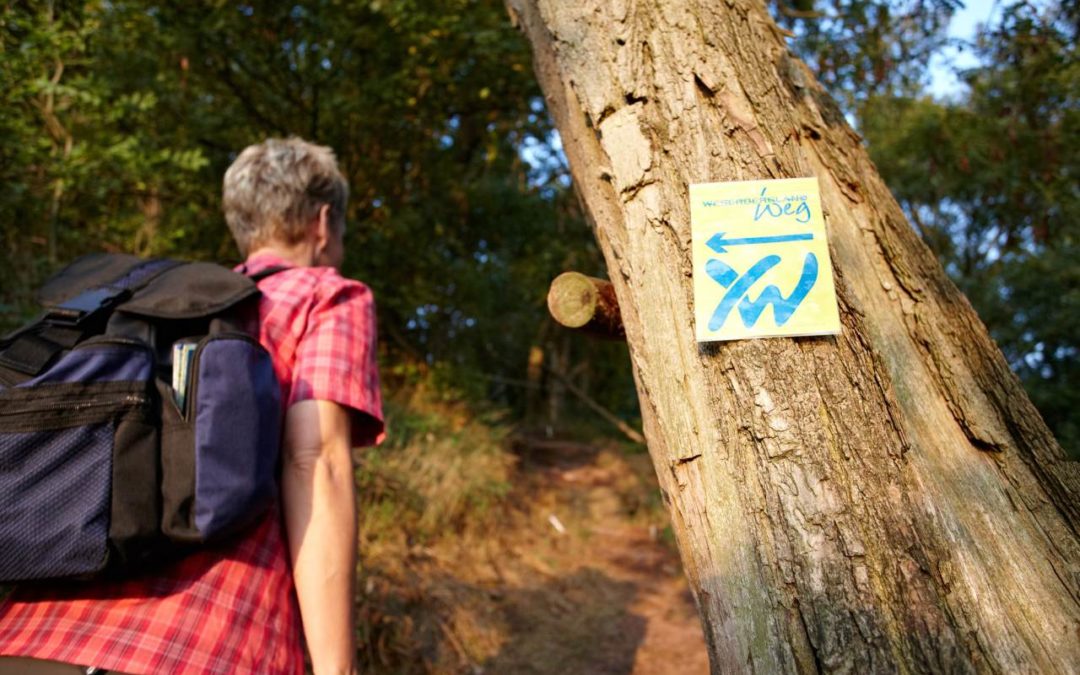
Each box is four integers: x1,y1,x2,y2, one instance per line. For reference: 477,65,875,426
247,265,290,283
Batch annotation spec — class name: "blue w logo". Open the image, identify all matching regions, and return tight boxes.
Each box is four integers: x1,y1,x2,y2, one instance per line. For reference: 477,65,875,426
704,253,818,331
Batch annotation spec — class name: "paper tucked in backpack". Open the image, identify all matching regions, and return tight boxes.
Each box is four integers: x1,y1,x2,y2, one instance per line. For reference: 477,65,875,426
690,177,841,342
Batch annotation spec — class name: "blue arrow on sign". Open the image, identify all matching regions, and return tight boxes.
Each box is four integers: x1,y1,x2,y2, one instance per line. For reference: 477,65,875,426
706,231,814,254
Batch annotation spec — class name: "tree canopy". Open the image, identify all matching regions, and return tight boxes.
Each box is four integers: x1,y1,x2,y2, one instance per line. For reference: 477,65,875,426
860,0,1078,455
1,0,1074,455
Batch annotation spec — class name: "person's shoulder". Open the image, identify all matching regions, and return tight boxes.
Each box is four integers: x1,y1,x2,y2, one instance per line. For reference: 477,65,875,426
295,266,375,308
267,265,367,291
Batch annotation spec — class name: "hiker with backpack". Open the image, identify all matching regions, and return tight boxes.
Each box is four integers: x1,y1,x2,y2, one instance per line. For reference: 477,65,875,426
0,137,384,675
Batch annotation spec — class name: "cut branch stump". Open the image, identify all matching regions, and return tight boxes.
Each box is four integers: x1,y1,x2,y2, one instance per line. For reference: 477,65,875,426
546,272,625,339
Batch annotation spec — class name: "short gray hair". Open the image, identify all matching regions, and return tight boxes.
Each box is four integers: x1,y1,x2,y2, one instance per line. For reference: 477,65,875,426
223,137,348,255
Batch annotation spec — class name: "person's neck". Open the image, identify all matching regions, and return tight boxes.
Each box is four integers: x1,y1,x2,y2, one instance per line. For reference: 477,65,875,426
247,242,318,268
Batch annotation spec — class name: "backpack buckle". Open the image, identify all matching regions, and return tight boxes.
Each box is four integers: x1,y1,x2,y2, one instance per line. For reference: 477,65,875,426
46,286,131,326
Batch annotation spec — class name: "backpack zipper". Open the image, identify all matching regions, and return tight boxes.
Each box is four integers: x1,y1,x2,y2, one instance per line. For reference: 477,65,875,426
0,338,154,428
0,391,150,428
182,332,266,422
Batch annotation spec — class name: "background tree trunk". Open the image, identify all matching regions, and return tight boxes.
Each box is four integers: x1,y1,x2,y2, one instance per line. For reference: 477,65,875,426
505,0,1080,672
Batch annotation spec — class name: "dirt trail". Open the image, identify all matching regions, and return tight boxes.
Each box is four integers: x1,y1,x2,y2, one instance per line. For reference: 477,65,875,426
359,439,710,674
475,441,710,675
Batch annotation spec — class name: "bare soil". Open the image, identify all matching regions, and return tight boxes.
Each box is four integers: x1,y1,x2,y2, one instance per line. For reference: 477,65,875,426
357,439,710,674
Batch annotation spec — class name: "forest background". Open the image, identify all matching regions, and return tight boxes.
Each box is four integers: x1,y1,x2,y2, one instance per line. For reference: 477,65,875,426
0,0,1076,669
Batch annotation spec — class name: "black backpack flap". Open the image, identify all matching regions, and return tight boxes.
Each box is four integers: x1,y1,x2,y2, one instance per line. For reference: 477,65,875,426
34,253,259,334
39,254,268,321
37,253,147,307
116,261,260,320
2,254,180,378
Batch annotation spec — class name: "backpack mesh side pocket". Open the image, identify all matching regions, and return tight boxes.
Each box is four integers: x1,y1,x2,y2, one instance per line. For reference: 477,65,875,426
0,425,113,580
0,340,155,582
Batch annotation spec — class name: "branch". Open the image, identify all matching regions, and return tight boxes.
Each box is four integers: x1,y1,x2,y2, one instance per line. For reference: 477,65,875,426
546,272,624,339
546,364,645,445
777,5,825,19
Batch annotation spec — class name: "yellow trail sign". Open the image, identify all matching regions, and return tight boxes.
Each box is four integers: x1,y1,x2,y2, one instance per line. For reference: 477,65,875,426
690,177,841,342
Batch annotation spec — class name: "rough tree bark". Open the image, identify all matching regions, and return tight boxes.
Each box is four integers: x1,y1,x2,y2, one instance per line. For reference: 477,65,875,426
505,0,1080,672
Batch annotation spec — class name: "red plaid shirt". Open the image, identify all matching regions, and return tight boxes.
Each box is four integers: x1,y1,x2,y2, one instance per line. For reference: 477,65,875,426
0,253,383,674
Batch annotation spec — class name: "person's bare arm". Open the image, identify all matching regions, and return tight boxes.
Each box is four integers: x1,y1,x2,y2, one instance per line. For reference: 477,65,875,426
281,399,357,675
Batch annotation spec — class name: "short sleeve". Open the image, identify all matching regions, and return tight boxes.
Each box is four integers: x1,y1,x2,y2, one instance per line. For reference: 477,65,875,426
290,278,384,447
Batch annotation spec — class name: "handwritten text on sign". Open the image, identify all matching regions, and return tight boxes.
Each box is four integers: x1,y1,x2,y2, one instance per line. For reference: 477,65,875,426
690,177,840,342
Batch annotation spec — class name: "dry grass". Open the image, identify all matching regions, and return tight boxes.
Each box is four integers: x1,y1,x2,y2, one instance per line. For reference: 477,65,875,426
353,383,519,672
356,383,516,550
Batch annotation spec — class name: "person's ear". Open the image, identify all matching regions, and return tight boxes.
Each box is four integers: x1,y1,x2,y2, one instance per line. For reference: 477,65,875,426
313,204,332,256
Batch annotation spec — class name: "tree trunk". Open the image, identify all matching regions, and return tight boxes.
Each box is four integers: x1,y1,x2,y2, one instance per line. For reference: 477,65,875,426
505,0,1080,672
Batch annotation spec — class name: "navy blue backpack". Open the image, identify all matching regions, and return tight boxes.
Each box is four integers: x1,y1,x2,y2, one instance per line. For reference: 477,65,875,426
0,253,283,582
